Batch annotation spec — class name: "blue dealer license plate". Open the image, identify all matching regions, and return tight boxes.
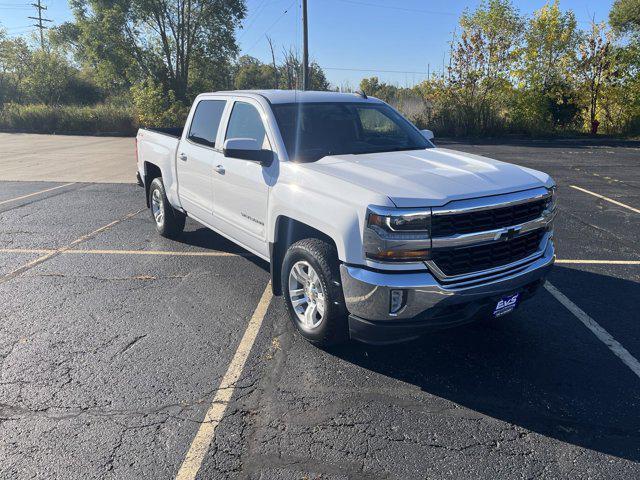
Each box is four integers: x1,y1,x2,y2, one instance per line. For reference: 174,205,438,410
493,293,520,318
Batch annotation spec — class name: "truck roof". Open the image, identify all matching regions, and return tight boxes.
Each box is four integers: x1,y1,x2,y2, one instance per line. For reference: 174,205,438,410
207,90,383,105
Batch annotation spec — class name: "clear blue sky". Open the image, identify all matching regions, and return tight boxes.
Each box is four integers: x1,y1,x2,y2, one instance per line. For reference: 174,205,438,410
1,0,615,88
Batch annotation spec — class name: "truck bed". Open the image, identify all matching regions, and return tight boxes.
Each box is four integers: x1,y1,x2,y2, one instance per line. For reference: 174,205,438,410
136,128,181,204
141,126,184,138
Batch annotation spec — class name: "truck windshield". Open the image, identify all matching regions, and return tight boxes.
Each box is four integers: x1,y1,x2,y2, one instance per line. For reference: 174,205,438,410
271,102,432,162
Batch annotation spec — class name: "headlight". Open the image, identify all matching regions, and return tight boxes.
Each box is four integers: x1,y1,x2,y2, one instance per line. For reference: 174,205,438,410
544,186,557,215
364,207,431,262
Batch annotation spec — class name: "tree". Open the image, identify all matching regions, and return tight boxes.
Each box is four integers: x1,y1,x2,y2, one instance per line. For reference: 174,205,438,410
515,0,581,131
446,0,523,134
610,0,640,37
576,22,615,134
233,55,273,90
359,77,399,101
59,0,246,100
0,30,31,105
519,0,578,90
278,48,329,91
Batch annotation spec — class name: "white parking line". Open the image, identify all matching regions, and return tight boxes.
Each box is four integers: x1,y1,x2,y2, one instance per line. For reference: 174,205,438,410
175,283,273,480
0,183,75,206
545,282,640,380
571,185,640,214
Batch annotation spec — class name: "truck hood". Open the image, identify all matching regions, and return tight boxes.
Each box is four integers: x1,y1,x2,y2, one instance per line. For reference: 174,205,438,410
301,148,552,208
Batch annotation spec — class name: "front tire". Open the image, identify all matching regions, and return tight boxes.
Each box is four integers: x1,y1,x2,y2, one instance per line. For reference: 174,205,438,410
148,177,185,239
281,238,349,347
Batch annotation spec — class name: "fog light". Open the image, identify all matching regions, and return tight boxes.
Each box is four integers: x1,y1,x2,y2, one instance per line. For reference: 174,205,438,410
390,289,405,315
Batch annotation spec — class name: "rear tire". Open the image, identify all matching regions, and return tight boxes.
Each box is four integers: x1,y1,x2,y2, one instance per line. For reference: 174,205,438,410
281,238,349,347
148,177,185,239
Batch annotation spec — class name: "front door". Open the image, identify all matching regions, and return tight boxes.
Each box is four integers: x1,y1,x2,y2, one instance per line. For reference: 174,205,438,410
176,99,226,222
212,99,275,258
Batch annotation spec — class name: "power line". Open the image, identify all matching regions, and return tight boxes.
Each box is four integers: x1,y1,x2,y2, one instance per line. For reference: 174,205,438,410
27,0,51,48
244,0,295,55
6,23,33,30
238,0,280,43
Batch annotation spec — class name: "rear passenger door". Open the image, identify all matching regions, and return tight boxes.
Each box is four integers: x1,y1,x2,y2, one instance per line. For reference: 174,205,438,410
177,99,226,222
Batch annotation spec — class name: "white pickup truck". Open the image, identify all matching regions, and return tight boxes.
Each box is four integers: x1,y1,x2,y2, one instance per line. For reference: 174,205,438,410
136,90,556,346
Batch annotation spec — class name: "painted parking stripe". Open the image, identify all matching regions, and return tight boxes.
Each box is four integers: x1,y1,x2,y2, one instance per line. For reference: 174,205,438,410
0,209,144,285
571,185,640,214
0,249,638,265
545,281,640,380
0,248,245,257
0,183,75,206
176,283,273,480
555,259,640,265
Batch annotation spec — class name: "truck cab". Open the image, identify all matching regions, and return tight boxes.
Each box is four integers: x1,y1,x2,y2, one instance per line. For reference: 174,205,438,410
136,90,557,346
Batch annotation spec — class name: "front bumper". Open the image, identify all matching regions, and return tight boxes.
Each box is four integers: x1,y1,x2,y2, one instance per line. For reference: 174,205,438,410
340,237,555,345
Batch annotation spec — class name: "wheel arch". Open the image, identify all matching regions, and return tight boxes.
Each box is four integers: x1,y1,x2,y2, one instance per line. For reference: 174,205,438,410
143,162,162,207
270,216,339,296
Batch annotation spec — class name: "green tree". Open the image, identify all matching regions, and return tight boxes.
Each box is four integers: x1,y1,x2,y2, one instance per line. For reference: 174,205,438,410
610,0,640,37
514,0,581,131
358,77,399,101
277,48,329,91
576,22,615,133
23,50,73,106
58,0,246,101
446,0,523,134
0,30,31,105
233,55,274,90
519,0,578,90
131,78,189,127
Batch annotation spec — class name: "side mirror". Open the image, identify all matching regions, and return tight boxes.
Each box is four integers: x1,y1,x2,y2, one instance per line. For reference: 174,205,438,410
223,138,273,166
420,129,435,141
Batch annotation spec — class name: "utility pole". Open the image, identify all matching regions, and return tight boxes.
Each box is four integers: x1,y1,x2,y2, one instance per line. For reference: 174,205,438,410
301,0,309,91
28,0,52,49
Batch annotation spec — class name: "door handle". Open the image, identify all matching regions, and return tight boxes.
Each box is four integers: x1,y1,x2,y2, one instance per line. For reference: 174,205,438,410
214,165,225,174
179,153,188,161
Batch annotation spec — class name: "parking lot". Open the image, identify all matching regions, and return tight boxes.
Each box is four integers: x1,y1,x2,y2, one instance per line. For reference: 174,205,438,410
0,135,639,479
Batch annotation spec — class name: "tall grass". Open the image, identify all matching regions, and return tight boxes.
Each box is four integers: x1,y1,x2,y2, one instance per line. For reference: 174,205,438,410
0,104,137,136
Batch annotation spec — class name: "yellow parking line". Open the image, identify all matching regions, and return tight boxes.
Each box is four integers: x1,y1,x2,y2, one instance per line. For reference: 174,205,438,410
65,249,244,257
0,209,144,284
0,248,56,255
175,283,273,480
556,259,640,265
0,248,637,265
0,248,245,257
0,183,75,206
570,185,640,214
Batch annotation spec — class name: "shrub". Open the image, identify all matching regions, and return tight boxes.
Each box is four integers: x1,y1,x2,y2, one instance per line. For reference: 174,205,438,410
0,103,136,135
131,79,189,127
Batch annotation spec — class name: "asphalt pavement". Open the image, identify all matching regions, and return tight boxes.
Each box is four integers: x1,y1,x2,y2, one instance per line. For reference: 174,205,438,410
0,137,638,479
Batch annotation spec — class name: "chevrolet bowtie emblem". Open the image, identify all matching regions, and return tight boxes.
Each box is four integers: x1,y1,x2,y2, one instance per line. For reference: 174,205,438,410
494,226,522,241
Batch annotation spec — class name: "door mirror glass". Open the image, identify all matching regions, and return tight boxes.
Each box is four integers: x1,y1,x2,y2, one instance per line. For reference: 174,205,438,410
223,138,273,166
420,129,434,141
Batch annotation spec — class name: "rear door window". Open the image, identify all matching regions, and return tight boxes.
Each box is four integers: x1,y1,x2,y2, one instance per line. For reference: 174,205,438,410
187,100,226,148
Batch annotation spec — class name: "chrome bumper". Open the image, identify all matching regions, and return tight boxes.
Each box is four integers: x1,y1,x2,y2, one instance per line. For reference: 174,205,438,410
340,237,555,344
